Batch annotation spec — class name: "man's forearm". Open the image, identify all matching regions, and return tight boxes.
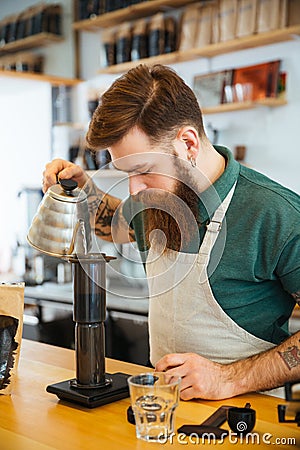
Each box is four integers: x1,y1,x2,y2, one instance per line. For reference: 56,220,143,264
227,331,300,396
83,175,134,243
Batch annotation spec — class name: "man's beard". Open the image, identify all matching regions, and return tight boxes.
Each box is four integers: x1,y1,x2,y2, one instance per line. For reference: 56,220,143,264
133,165,201,253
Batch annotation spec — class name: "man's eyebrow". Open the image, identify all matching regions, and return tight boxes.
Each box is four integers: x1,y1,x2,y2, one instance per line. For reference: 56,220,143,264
111,161,148,173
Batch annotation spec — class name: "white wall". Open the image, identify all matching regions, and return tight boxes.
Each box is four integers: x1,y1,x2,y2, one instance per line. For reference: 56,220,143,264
0,79,52,272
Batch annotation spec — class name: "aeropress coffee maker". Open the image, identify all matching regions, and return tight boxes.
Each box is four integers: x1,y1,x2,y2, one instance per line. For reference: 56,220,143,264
27,179,129,407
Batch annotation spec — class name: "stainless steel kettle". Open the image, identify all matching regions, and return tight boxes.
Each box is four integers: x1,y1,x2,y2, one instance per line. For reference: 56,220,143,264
27,179,91,258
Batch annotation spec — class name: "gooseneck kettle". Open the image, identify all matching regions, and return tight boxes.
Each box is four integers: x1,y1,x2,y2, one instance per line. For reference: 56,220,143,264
27,179,91,257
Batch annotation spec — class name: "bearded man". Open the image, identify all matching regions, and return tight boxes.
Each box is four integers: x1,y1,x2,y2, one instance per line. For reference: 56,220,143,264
43,64,300,400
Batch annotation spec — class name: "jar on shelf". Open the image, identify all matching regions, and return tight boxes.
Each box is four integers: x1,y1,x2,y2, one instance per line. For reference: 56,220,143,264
148,13,165,57
102,28,116,66
131,18,148,61
116,22,131,64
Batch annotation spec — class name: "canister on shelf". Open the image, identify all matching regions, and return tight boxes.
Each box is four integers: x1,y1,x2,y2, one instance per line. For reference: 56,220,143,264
148,13,165,57
116,22,131,64
131,18,148,61
102,28,116,67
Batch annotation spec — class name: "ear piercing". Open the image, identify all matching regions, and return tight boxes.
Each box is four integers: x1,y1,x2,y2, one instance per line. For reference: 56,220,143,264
183,140,197,167
190,157,197,168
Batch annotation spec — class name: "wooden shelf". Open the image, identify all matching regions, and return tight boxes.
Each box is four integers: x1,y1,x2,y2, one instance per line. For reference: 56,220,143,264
202,97,287,114
203,102,254,114
98,51,181,74
255,97,287,107
183,25,300,58
98,25,300,74
73,0,197,30
0,32,64,54
0,69,82,86
53,122,87,128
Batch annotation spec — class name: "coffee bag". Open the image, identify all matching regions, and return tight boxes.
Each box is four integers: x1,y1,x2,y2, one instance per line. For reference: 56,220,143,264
0,282,24,395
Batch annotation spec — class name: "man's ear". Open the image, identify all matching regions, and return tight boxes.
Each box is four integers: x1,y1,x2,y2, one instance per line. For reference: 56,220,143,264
176,127,200,160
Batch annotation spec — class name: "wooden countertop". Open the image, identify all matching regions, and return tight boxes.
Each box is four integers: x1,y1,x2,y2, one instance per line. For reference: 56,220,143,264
0,340,299,449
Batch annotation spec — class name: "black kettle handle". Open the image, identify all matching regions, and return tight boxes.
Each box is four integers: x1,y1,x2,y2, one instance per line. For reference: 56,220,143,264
59,178,78,194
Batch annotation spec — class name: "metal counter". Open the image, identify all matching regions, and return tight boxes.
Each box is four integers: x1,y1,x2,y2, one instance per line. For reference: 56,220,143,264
24,281,150,365
24,281,149,315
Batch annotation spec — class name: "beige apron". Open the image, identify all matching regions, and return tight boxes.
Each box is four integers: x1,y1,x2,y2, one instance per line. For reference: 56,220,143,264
146,185,283,397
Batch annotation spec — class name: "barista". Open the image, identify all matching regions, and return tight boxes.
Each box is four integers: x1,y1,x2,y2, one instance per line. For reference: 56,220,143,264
43,64,300,400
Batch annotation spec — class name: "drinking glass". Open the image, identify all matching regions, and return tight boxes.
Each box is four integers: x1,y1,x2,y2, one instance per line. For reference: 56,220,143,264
127,372,181,442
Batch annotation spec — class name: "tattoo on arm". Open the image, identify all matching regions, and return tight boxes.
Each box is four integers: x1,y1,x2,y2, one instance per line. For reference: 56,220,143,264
278,343,300,370
83,177,135,241
94,197,115,237
83,178,104,216
291,291,300,306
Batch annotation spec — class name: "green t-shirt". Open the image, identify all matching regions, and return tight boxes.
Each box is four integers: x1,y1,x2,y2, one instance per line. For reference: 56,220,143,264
123,146,300,344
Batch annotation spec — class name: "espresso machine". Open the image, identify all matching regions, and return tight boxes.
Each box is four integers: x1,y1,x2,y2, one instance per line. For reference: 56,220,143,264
27,179,129,407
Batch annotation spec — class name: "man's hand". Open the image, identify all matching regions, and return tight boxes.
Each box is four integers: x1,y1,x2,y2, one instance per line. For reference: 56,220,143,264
42,158,88,193
155,331,300,401
155,352,236,400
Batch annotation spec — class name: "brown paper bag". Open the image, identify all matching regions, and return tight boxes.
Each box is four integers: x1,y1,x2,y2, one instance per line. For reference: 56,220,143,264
194,3,214,48
0,282,24,395
278,0,288,28
219,0,238,42
287,0,300,26
211,1,221,44
256,0,280,32
236,0,258,38
179,5,200,51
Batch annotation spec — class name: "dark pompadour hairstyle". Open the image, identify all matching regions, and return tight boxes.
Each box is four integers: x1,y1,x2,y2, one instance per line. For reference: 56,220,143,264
86,64,206,150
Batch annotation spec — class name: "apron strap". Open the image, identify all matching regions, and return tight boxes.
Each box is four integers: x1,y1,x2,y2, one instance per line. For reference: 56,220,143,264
207,182,237,233
199,182,237,262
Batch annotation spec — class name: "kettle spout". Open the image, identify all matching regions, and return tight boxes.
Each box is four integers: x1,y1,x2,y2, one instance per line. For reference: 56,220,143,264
67,219,91,255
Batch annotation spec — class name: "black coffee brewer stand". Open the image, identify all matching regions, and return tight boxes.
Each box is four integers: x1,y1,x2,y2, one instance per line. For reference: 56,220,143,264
278,380,300,426
46,253,129,408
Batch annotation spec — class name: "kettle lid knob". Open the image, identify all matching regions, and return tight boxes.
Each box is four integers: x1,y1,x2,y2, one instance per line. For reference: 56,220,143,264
59,179,78,195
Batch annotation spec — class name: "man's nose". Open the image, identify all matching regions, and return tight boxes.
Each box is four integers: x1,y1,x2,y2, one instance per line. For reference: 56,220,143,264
128,175,147,195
